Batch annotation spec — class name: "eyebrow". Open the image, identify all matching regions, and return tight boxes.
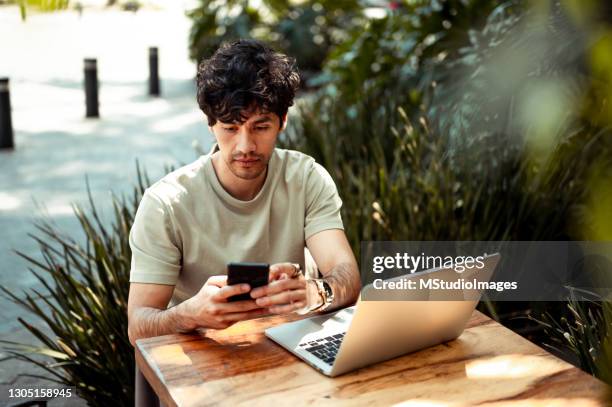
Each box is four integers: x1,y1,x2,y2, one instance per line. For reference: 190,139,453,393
220,116,273,127
252,117,273,124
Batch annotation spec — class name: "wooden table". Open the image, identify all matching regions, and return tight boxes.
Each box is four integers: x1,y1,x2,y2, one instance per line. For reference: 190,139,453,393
135,310,608,407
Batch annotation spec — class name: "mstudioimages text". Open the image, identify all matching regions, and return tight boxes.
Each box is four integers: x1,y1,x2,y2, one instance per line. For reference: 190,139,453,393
372,252,488,274
373,278,518,292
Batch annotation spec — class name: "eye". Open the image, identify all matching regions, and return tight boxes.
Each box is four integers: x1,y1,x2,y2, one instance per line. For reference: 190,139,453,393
255,126,270,131
223,127,238,133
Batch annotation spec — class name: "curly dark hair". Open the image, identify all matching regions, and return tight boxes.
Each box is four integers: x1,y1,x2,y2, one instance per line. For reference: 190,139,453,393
196,39,301,127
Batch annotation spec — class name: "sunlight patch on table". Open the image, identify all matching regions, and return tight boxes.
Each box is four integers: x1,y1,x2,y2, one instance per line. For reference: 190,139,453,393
150,344,193,367
465,354,567,379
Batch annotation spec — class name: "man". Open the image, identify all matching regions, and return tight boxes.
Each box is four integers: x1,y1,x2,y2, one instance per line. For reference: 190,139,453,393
127,39,361,345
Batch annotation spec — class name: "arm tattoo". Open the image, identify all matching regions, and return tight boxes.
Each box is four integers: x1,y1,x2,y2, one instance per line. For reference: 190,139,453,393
130,305,194,345
324,262,361,310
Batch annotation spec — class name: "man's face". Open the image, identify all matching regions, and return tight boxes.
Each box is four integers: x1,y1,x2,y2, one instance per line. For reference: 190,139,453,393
210,110,285,180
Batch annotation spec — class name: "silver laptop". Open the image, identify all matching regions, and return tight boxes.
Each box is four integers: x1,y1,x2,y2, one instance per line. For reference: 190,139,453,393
265,253,500,376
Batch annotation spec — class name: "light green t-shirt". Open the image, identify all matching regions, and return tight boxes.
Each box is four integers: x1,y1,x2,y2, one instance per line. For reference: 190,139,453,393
128,146,344,305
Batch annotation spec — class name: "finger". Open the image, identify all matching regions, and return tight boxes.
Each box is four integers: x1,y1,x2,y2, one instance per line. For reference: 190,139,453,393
215,299,263,313
268,301,306,315
269,263,296,281
268,278,305,294
268,273,289,284
220,308,269,322
206,275,228,288
214,283,250,301
255,288,306,307
250,278,304,298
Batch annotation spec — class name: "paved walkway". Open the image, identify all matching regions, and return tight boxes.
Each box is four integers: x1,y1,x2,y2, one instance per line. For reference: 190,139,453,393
0,2,211,404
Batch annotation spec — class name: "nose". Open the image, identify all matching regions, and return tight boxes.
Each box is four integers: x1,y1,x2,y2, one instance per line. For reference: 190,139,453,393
235,127,256,155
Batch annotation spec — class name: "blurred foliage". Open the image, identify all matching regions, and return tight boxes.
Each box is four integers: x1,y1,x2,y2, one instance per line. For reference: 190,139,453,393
316,0,506,107
529,294,612,383
283,96,609,246
0,168,151,406
283,0,612,244
281,0,612,381
16,0,70,21
187,0,364,76
602,304,612,402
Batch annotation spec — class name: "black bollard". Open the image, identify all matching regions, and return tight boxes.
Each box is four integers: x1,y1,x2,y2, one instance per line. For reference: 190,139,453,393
84,58,99,118
148,47,160,96
0,77,14,150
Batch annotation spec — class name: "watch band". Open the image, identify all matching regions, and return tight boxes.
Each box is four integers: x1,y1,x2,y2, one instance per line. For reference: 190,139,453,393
290,263,303,279
312,278,334,312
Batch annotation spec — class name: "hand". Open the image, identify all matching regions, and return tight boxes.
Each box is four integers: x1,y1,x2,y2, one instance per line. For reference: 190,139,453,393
250,263,308,314
181,275,267,330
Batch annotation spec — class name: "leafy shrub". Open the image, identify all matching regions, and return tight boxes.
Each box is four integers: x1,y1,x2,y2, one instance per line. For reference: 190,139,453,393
0,169,151,406
316,0,510,112
529,294,612,380
15,0,71,20
187,0,363,78
282,0,612,380
282,95,611,248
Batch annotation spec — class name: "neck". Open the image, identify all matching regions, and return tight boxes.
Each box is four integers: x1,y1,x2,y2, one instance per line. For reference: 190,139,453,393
211,153,268,201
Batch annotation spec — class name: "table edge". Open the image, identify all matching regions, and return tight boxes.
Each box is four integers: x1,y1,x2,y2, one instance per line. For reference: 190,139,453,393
135,340,179,407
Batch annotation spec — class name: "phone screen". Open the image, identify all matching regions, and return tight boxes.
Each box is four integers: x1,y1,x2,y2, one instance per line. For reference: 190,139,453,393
226,262,270,302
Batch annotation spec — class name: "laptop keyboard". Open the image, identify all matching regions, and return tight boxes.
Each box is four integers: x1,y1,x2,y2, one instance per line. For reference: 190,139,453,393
299,332,346,365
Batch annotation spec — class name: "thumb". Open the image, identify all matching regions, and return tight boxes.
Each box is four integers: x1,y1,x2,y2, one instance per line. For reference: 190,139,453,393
205,275,227,288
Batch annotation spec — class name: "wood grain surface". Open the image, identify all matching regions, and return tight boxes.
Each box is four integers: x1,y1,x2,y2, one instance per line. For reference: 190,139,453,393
135,311,608,407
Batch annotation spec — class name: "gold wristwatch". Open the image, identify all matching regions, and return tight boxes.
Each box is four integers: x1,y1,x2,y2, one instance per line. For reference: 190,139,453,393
311,278,334,312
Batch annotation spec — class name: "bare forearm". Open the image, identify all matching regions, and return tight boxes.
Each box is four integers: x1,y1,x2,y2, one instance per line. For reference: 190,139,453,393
324,261,361,310
128,303,195,346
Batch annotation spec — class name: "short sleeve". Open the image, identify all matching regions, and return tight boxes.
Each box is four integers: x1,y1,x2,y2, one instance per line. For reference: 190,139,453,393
129,191,182,285
304,162,344,240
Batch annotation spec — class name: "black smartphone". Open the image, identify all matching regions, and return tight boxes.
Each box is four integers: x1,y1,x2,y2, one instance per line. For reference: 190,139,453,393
226,262,270,302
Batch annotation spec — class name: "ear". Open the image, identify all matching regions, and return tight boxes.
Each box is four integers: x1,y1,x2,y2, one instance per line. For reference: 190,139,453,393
208,123,217,140
280,114,288,132
205,113,216,134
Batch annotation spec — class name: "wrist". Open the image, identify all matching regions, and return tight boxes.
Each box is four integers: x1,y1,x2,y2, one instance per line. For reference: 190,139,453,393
313,278,334,312
309,279,324,309
296,280,324,315
173,299,198,332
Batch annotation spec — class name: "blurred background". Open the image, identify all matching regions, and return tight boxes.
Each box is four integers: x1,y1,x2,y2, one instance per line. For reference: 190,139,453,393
0,0,611,405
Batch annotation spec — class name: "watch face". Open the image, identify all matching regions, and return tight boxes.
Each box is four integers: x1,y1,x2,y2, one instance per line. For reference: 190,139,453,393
322,280,333,298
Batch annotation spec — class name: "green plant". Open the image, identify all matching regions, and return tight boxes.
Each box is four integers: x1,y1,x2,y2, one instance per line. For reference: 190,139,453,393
284,94,609,247
280,0,612,383
0,167,151,406
16,0,71,21
187,0,363,78
316,0,511,112
528,294,612,382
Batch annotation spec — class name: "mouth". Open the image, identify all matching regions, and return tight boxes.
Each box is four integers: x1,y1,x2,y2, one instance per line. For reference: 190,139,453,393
234,158,260,168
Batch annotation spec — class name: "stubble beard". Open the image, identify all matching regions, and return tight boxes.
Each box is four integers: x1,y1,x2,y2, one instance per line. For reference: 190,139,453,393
227,154,269,180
